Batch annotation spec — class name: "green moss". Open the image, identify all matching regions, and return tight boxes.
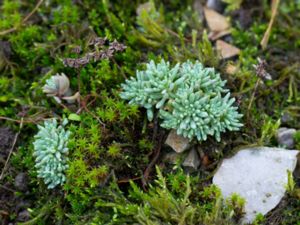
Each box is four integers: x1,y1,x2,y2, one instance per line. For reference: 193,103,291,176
293,131,300,149
0,0,21,30
1,0,300,224
281,198,300,225
90,167,245,224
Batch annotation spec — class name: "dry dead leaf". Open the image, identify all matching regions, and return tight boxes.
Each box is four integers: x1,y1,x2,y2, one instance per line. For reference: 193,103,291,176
201,155,211,167
216,40,240,59
260,0,280,49
204,7,230,32
208,29,231,41
226,63,239,74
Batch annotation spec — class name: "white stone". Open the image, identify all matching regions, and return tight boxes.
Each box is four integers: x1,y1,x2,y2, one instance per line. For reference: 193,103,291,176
213,147,299,224
165,130,191,153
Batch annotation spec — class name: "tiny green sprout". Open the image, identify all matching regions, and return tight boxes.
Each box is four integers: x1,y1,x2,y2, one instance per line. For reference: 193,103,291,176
286,170,295,195
108,143,121,157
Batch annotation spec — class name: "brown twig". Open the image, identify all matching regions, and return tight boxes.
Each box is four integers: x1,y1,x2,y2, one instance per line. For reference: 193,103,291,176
260,0,281,49
247,78,260,118
0,0,44,36
76,69,81,110
152,114,159,142
111,58,127,79
84,105,105,126
76,94,93,114
0,116,38,124
0,184,16,193
58,102,70,111
142,132,164,187
166,28,189,41
76,94,105,126
117,176,142,184
0,118,24,181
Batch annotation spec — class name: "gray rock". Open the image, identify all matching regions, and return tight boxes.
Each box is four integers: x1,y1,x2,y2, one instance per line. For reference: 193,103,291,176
0,127,15,158
17,209,30,222
206,0,223,12
16,199,30,211
213,147,299,224
162,152,182,164
276,127,296,149
165,130,191,153
281,112,293,124
193,0,204,21
14,173,28,191
183,148,200,169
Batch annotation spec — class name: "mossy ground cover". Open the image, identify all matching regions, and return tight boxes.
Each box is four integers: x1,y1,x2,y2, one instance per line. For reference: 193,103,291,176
0,0,299,224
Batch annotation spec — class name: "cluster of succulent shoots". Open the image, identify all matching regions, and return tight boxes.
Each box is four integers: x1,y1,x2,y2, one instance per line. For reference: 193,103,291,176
33,119,71,189
120,60,243,142
43,73,79,104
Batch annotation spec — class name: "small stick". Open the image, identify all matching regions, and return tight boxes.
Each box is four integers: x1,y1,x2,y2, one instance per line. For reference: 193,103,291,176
76,69,81,110
0,118,24,181
142,133,164,187
111,58,127,79
117,176,142,184
0,0,44,36
0,184,16,192
0,116,37,124
247,78,260,118
260,0,281,49
22,0,44,24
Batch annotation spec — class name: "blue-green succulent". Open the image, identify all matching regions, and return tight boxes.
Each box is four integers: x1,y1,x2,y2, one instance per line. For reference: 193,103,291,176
120,60,182,121
160,92,242,141
33,118,71,189
43,73,76,103
120,60,243,142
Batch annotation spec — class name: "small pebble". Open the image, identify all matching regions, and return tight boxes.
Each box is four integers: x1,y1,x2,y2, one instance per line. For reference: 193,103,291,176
165,130,191,153
183,148,200,169
206,0,224,12
14,173,28,192
17,209,30,222
276,127,296,149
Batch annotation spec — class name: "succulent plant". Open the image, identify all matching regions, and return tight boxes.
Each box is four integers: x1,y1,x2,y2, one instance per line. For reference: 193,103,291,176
33,118,71,189
179,61,227,95
160,92,243,141
43,73,78,103
43,73,71,97
120,60,182,120
120,60,243,142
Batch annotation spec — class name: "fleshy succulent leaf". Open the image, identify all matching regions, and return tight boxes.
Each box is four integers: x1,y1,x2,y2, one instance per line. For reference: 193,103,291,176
120,60,243,141
33,118,71,189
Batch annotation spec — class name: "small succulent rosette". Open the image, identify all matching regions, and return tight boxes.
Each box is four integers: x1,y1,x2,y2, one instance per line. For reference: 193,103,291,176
33,118,71,189
43,73,78,103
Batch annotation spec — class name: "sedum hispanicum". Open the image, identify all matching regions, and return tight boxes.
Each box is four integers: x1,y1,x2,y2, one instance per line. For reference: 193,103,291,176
120,60,243,142
33,118,71,189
